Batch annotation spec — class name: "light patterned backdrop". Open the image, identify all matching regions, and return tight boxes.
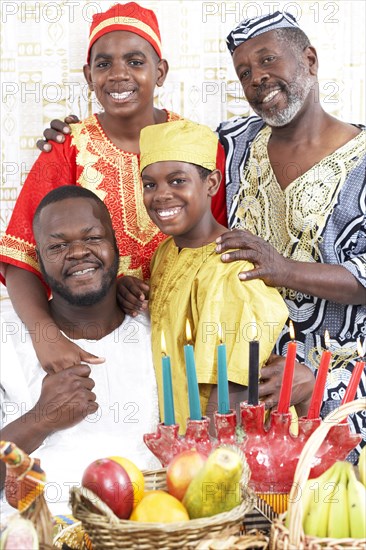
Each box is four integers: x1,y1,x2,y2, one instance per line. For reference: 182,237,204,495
1,0,365,302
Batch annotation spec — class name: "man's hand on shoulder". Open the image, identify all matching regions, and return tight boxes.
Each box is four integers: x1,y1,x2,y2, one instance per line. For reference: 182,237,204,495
216,228,291,288
36,114,80,152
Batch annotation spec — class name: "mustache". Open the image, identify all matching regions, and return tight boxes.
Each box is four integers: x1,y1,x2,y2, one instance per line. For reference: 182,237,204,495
251,82,285,105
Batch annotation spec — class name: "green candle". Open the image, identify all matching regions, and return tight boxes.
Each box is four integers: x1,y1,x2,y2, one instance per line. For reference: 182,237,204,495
217,342,230,413
161,331,175,425
184,320,202,420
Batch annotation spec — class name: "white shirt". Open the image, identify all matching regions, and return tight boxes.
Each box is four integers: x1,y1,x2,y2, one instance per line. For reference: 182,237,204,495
0,309,160,516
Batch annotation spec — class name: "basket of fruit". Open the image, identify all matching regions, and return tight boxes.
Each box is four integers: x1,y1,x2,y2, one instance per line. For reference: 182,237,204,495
270,398,366,550
70,446,256,549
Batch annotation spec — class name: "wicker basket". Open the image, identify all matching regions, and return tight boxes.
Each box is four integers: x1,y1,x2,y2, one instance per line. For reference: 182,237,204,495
71,462,256,549
270,398,366,550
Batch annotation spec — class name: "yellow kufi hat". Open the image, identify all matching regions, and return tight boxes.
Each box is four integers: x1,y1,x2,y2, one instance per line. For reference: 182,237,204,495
139,120,220,173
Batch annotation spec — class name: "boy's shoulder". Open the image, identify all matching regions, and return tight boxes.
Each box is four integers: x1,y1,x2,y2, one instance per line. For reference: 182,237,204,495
166,110,184,122
154,235,174,253
154,239,252,269
198,246,253,276
151,239,258,283
70,113,98,134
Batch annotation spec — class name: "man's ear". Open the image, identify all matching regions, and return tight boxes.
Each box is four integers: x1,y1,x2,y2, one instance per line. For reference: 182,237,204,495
83,64,94,91
156,58,169,87
305,46,318,76
207,169,222,197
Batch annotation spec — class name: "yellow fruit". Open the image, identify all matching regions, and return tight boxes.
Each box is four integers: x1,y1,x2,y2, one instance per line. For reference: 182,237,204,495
130,490,189,523
358,445,366,487
183,447,243,519
108,456,145,508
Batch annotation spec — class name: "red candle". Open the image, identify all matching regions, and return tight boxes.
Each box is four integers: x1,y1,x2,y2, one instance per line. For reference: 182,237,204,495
307,330,332,419
342,360,364,404
342,339,365,406
277,321,297,414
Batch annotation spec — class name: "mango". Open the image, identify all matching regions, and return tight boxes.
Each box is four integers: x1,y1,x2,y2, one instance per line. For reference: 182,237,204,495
183,447,243,519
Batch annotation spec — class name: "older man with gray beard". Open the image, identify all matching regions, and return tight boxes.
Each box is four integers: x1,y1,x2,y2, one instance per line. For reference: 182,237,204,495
216,11,366,462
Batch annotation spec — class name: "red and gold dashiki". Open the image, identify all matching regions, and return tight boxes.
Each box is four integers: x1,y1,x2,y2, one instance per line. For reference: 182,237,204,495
0,111,184,284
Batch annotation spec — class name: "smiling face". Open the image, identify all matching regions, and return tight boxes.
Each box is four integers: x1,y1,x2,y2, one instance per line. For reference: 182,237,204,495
83,30,168,120
142,161,221,248
233,30,317,127
35,197,119,307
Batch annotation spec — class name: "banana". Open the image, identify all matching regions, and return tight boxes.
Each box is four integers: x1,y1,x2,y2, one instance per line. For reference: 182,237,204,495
358,444,366,487
347,462,366,539
300,479,321,535
327,461,350,539
285,477,312,530
303,461,341,537
293,459,366,540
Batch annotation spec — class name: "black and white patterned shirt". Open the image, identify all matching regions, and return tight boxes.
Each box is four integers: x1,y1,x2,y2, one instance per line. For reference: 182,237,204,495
218,116,366,460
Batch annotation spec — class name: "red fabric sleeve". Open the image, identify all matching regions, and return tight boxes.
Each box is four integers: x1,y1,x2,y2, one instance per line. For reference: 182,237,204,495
211,141,228,227
0,137,77,285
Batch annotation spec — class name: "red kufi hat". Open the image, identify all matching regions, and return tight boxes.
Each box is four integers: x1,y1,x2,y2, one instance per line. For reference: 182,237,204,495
87,2,162,63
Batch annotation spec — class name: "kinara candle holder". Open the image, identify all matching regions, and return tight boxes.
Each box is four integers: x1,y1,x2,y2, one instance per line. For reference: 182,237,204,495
143,416,216,467
238,401,361,513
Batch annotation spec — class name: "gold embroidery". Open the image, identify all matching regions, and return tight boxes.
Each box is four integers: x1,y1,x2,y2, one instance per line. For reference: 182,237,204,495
0,235,40,272
117,256,143,278
235,127,365,263
71,115,160,245
307,342,359,372
72,123,106,201
124,266,143,278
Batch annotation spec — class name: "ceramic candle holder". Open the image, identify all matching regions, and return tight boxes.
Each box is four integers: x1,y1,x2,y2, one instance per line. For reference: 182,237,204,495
214,410,238,446
239,402,362,496
144,402,361,483
143,423,185,467
182,416,216,456
309,422,362,478
143,416,217,466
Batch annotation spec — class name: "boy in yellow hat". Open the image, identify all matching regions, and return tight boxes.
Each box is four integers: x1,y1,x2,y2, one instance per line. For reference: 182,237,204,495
133,119,289,429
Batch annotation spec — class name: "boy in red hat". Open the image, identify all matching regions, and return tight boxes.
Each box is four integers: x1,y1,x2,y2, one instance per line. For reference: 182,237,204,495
0,3,215,373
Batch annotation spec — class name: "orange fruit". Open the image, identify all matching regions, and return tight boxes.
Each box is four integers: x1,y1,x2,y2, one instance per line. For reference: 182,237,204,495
108,456,145,508
130,490,189,523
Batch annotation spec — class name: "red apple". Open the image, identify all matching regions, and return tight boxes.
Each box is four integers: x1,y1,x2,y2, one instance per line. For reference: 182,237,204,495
81,458,134,519
166,449,207,501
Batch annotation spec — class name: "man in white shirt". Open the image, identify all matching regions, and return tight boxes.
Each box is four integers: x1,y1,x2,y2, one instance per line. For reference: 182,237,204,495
0,186,160,516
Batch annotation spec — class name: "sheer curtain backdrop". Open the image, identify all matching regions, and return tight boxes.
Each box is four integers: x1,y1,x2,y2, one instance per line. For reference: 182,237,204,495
1,0,365,303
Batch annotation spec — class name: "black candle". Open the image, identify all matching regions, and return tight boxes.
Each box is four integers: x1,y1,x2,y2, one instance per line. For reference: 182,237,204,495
248,340,259,405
